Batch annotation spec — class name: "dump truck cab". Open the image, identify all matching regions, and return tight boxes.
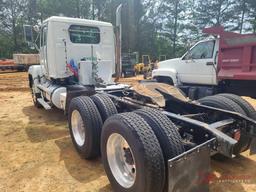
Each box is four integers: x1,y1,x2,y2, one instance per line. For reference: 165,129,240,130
153,37,220,86
153,26,256,99
178,38,219,85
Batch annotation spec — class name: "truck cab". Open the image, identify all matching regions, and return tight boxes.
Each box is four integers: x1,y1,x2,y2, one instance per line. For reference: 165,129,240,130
26,16,125,110
37,16,115,82
153,38,219,86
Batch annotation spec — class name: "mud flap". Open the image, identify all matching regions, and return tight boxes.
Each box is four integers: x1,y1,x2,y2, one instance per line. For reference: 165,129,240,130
168,139,215,192
65,85,95,114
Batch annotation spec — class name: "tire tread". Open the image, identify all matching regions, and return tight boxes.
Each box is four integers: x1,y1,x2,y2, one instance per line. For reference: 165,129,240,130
91,94,117,122
218,93,256,120
198,95,250,154
135,108,184,160
68,96,103,159
198,95,246,115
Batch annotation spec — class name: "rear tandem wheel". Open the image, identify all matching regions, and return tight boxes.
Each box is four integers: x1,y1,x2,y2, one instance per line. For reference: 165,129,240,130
91,93,118,122
198,95,251,155
68,96,103,159
218,93,256,120
101,112,166,192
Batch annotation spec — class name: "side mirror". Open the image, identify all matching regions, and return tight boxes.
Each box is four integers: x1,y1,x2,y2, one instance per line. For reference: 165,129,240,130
23,25,40,51
33,25,40,33
23,25,33,43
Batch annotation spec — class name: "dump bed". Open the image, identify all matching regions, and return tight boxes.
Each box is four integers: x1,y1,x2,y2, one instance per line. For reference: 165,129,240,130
203,26,256,81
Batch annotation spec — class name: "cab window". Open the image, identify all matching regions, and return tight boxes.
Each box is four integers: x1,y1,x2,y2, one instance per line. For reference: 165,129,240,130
40,26,47,47
69,25,100,44
184,40,215,60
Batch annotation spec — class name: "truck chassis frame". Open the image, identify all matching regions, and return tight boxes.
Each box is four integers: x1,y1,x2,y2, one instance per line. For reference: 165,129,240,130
62,82,256,192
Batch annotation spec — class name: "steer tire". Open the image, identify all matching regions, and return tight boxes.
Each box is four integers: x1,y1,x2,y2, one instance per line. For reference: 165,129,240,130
68,96,103,159
101,112,165,192
31,81,42,108
32,92,42,108
198,95,249,155
91,94,118,122
135,108,185,160
218,93,256,120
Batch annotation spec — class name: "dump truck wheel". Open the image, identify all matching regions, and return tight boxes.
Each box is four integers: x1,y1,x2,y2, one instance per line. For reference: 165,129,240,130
101,112,165,192
198,95,249,155
135,108,185,160
91,94,117,122
68,96,103,159
218,93,256,120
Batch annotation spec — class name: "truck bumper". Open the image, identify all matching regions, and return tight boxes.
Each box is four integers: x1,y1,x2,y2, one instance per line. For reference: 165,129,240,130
168,139,215,192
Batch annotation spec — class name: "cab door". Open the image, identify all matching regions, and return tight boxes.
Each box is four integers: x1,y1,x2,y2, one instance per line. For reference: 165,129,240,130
178,40,217,85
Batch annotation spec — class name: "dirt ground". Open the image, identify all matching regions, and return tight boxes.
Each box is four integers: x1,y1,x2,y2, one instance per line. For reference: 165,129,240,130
0,72,256,192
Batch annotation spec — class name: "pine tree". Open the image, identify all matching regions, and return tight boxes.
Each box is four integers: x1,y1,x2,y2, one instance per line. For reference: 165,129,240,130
158,0,187,57
0,0,27,51
247,0,256,33
195,0,237,29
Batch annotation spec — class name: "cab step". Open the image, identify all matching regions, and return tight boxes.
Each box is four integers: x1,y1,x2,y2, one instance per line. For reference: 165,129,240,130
37,98,51,110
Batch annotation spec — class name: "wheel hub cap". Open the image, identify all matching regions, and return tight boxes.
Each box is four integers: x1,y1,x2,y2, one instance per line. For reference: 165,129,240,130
107,133,136,188
71,110,85,146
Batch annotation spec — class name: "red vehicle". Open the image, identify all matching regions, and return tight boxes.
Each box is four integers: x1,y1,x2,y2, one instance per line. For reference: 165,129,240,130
153,26,256,99
0,59,15,65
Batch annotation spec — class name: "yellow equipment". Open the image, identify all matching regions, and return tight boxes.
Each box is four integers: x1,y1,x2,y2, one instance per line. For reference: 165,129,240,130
134,55,152,74
134,55,166,77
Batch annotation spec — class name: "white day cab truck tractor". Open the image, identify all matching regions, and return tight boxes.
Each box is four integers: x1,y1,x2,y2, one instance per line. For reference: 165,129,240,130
25,16,256,192
153,26,256,100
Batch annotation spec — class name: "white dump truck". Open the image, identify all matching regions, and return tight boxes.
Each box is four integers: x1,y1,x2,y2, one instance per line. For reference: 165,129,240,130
25,16,256,192
152,26,256,100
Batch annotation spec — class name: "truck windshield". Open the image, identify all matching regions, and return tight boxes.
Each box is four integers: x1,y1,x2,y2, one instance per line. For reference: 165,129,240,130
69,25,100,44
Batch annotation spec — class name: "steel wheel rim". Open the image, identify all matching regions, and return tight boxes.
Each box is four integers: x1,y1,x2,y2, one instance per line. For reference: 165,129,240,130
71,110,85,146
107,133,136,188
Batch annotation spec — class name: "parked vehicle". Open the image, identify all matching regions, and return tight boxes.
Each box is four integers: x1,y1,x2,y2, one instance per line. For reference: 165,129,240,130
134,55,159,79
134,55,152,74
121,52,138,77
0,54,39,72
25,17,256,192
153,26,256,100
0,59,14,65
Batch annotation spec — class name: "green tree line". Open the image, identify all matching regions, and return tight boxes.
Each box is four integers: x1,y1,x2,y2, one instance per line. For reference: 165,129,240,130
1,0,256,59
